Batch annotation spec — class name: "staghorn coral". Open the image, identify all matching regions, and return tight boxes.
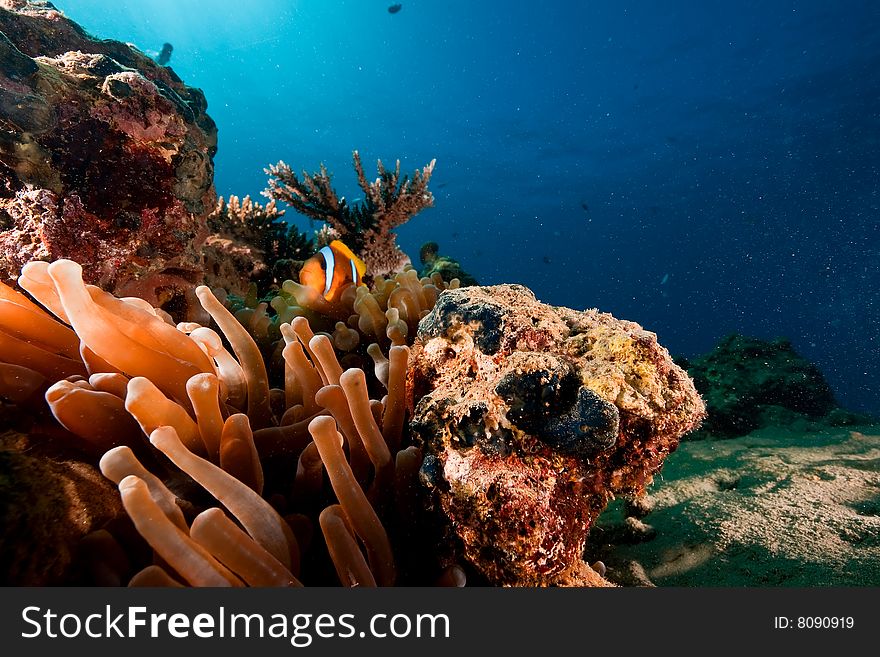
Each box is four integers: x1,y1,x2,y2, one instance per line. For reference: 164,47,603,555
203,195,314,296
264,151,435,276
0,1,217,320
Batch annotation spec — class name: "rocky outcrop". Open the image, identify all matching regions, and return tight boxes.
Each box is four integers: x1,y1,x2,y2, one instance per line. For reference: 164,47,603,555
0,430,123,585
678,334,867,438
0,0,217,319
407,284,705,586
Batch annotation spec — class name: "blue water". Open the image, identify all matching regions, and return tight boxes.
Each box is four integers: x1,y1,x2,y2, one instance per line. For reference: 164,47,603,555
52,0,880,416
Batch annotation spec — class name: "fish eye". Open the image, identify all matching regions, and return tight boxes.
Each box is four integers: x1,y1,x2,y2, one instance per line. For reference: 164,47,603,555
319,257,327,271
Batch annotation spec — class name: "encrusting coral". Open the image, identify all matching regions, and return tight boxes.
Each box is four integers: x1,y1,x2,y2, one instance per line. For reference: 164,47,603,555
264,151,435,277
0,2,217,319
408,285,706,585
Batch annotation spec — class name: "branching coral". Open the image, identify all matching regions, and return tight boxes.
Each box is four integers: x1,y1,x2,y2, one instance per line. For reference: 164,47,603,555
264,151,435,276
203,195,314,296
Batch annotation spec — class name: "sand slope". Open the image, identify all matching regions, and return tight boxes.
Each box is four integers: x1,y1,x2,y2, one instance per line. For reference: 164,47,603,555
587,426,880,586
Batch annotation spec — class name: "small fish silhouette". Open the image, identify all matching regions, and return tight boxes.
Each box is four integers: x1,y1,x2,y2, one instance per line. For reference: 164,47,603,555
388,3,402,13
156,42,173,65
580,202,592,222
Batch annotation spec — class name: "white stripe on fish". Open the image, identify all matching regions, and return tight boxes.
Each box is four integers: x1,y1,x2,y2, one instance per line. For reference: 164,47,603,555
319,245,335,298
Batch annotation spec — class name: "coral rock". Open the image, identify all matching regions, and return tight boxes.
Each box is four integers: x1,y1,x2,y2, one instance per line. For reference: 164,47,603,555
680,334,848,438
0,1,217,318
0,431,124,585
418,241,478,286
407,284,705,586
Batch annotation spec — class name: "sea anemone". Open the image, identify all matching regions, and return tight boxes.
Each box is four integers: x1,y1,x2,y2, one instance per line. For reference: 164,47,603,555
1,255,701,587
0,257,458,586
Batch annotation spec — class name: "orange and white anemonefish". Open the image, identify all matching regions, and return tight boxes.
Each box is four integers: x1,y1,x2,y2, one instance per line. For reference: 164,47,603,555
299,240,367,302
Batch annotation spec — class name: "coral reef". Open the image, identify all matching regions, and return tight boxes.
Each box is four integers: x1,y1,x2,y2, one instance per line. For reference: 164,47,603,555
264,151,435,277
418,241,478,286
0,0,217,319
678,334,867,438
0,253,700,587
0,1,710,590
407,284,705,585
203,195,313,296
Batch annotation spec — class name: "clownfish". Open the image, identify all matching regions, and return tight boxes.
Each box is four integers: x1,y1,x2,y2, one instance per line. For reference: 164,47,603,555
299,240,367,302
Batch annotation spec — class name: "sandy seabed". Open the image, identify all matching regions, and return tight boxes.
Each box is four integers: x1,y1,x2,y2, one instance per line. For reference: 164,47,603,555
587,425,880,586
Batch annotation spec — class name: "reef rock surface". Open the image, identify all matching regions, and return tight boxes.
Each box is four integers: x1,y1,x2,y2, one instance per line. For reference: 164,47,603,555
407,284,706,586
0,0,217,316
0,430,123,585
678,334,865,438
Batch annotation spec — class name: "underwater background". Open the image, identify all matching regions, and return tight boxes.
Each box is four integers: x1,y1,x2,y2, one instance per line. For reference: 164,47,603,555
50,0,879,416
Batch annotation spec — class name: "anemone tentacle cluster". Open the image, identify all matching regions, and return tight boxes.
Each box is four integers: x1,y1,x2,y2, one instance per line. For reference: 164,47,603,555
0,258,459,586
